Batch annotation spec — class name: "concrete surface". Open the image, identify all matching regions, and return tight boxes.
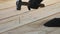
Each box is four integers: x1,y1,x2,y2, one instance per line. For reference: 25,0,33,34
1,13,60,34
0,0,60,34
0,0,60,19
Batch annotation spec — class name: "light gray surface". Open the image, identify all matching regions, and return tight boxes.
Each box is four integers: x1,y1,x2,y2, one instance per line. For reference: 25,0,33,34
0,0,60,34
0,2,60,33
1,13,60,34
